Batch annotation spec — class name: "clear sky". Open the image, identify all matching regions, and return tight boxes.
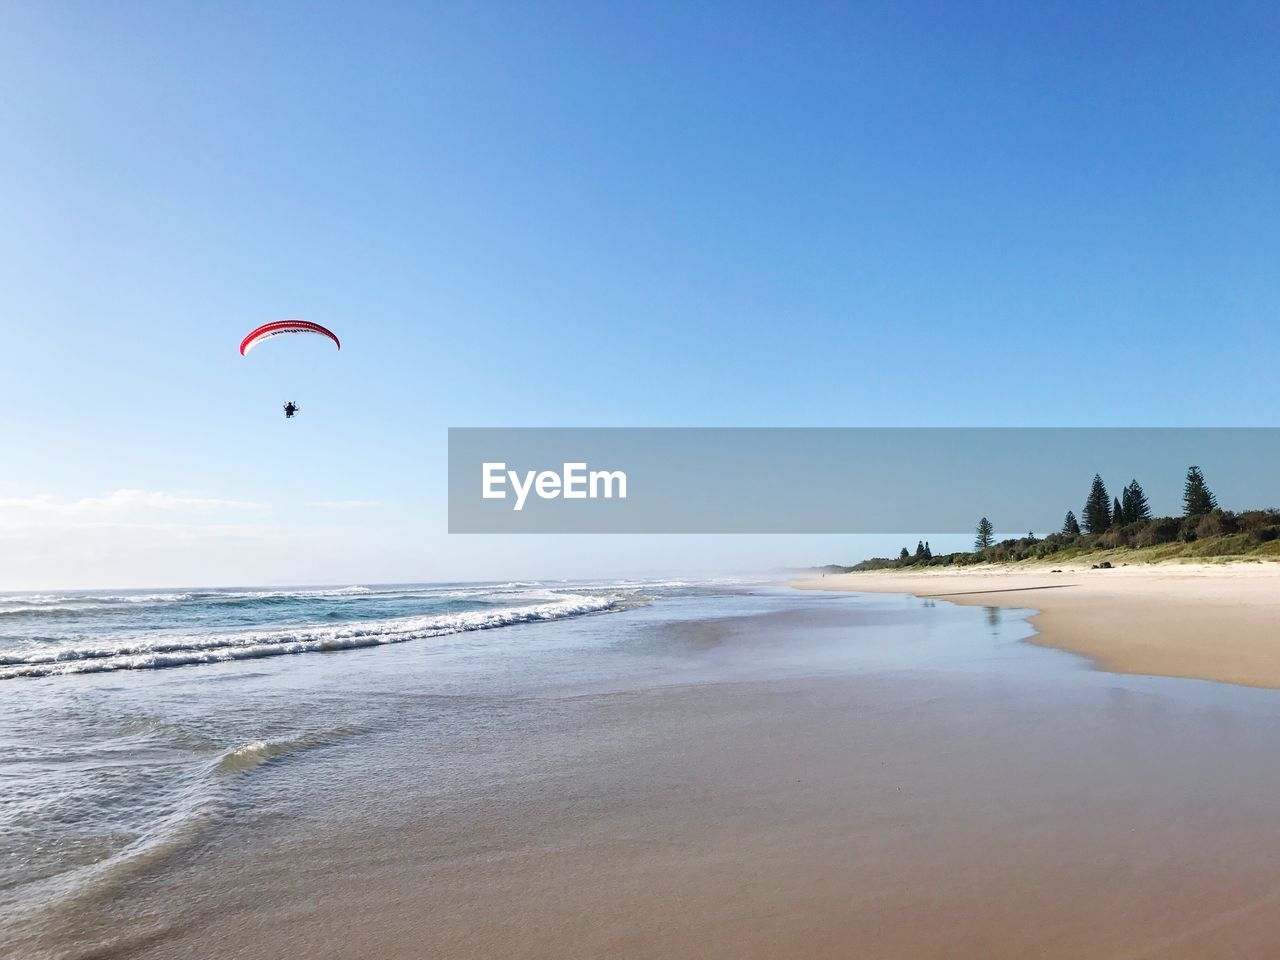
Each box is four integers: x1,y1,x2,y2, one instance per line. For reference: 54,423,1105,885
1,1,1276,588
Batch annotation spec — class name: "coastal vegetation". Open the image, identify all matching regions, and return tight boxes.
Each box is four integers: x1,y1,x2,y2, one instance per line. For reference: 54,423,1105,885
847,466,1280,571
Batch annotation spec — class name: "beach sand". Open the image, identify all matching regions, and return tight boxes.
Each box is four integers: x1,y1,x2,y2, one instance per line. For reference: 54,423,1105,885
72,670,1280,960
796,561,1280,691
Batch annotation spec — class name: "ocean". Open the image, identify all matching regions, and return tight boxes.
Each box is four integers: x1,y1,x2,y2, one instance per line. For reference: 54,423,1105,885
0,581,641,679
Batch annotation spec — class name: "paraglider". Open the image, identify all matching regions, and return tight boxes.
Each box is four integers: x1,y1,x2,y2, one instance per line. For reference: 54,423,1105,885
239,319,340,356
239,320,340,419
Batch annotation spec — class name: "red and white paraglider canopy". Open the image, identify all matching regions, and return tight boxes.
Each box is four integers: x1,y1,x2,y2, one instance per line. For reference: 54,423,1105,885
239,320,341,356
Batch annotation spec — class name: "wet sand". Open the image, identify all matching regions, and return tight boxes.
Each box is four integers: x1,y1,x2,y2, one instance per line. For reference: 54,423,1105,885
29,593,1280,960
797,561,1280,690
74,675,1280,960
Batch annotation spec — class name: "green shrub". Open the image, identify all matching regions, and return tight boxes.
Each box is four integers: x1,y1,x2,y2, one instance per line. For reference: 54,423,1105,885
1195,509,1238,539
1134,518,1180,547
1237,510,1280,532
1100,526,1134,548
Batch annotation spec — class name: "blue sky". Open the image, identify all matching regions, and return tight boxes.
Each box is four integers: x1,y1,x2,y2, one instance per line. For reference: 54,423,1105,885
1,2,1276,587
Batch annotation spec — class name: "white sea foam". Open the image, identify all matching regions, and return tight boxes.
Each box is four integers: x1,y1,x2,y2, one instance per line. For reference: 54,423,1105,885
214,729,352,775
0,585,431,617
0,593,627,679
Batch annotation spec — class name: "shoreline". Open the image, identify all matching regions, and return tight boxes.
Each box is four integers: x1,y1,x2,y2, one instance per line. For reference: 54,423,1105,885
15,585,1280,958
794,560,1280,691
55,593,1280,960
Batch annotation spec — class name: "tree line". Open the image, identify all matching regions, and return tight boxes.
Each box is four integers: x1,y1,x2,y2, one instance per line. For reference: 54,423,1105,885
859,464,1278,571
1061,466,1213,537
978,465,1220,550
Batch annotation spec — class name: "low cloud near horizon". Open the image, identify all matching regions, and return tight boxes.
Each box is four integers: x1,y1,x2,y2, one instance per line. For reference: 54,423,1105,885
0,489,398,589
0,489,266,519
0,489,975,591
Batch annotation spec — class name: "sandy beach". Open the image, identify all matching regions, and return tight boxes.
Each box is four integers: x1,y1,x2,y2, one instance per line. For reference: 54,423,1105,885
13,580,1280,959
797,561,1280,691
76,672,1280,960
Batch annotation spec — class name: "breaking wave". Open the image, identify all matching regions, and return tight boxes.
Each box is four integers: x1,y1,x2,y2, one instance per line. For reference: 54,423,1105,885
0,593,628,680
